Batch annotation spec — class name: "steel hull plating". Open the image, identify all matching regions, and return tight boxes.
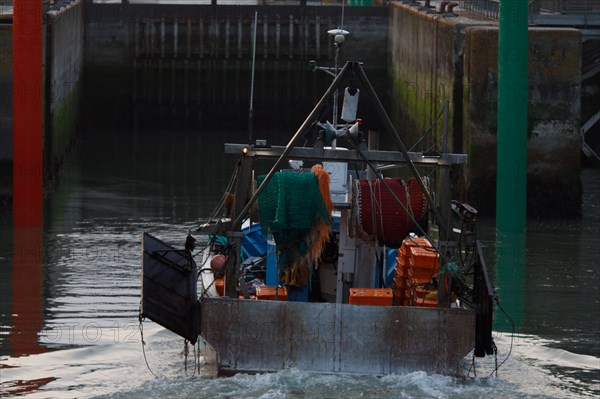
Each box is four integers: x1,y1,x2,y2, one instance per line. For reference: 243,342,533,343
199,298,475,376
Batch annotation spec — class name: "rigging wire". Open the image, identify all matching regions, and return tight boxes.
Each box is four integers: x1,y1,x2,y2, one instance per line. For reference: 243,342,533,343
202,158,240,226
340,0,346,32
188,158,241,260
490,298,515,377
408,105,446,152
138,315,159,379
346,136,446,262
467,293,514,378
182,339,199,378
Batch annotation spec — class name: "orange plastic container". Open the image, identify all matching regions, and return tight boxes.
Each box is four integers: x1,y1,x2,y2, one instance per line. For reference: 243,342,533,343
395,255,407,268
399,237,432,255
412,269,436,282
413,297,438,308
412,284,436,299
394,264,413,279
393,287,411,305
255,286,288,301
409,246,439,269
349,288,393,306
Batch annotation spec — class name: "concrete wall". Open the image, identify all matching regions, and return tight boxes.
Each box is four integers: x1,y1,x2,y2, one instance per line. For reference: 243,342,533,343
82,3,390,131
0,0,83,184
463,26,581,217
47,0,84,177
389,4,478,155
389,2,582,217
83,3,390,67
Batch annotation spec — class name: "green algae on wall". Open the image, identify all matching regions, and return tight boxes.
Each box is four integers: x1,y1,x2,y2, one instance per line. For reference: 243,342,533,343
389,2,582,217
49,79,82,162
46,0,84,182
462,26,581,217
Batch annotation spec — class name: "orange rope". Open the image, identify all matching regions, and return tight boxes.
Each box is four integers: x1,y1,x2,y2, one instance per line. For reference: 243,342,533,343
310,164,333,267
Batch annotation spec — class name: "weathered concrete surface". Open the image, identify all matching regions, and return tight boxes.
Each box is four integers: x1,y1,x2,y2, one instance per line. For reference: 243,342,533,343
83,3,390,67
82,3,390,131
200,297,475,376
464,26,581,217
0,0,83,185
389,2,582,217
47,0,84,176
389,5,476,153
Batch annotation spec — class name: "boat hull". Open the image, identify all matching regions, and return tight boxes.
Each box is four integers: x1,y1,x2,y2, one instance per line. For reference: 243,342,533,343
199,298,475,376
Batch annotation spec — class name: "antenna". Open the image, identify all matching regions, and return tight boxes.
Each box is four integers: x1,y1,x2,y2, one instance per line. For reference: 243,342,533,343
248,10,258,143
326,28,349,149
341,0,345,32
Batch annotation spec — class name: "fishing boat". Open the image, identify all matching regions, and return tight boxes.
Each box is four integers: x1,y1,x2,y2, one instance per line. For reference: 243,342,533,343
139,30,496,376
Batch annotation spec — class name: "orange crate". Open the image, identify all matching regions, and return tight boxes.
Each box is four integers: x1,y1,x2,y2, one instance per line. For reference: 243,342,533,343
393,286,410,300
399,237,433,256
256,286,288,301
413,285,437,300
394,265,413,279
413,297,438,308
393,286,410,298
411,269,436,282
409,247,439,269
396,255,408,267
349,288,393,306
394,275,411,290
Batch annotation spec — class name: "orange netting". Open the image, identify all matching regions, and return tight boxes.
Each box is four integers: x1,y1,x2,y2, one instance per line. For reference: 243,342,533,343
310,164,333,268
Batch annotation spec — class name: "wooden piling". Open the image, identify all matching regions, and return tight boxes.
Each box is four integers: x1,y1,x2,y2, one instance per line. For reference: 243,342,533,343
174,18,179,58
263,15,268,59
199,18,205,59
289,15,293,59
187,18,192,59
237,15,243,59
276,16,281,59
225,17,230,59
160,18,165,58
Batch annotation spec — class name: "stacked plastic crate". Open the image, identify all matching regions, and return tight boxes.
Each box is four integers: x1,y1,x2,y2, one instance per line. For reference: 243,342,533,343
393,237,439,307
349,288,393,306
256,286,288,301
409,245,439,307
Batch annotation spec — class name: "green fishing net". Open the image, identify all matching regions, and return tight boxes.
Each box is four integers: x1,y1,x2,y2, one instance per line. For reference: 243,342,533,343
257,171,332,286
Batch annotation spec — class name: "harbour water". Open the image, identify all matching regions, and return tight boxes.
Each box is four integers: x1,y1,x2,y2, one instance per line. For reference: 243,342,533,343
1,123,598,398
1,60,599,396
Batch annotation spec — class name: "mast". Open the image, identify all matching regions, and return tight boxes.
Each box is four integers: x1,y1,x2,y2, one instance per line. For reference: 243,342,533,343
248,10,258,144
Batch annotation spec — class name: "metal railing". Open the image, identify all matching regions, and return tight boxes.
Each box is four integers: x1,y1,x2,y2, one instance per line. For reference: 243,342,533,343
459,0,600,21
539,0,600,13
459,0,500,20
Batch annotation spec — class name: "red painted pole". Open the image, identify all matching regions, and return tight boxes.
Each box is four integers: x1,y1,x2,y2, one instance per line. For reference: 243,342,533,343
10,226,45,356
13,0,44,227
10,0,45,358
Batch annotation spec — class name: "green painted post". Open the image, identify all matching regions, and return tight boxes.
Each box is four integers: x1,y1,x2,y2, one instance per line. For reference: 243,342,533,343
496,0,528,332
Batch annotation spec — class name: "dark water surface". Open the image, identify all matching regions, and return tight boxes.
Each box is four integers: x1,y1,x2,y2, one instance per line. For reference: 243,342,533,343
1,124,598,398
1,62,599,397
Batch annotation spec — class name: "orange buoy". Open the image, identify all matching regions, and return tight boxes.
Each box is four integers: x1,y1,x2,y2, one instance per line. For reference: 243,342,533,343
210,254,228,274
